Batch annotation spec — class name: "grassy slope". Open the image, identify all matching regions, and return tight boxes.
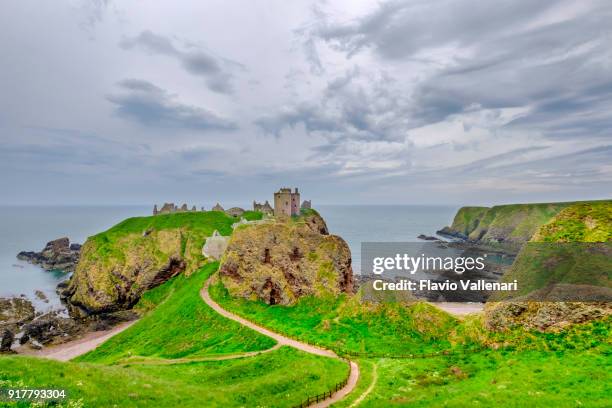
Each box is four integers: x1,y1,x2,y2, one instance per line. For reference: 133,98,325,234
0,347,347,408
1,262,348,407
447,206,490,236
444,200,611,250
341,347,610,408
532,201,612,242
76,263,275,363
210,280,472,355
491,201,612,299
88,210,262,273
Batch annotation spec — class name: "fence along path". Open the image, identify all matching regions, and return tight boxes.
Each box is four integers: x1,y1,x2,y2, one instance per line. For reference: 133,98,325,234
202,275,359,407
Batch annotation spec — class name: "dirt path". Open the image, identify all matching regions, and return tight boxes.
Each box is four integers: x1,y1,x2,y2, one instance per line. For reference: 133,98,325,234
202,275,360,407
435,302,484,316
20,320,137,361
116,343,283,366
349,362,377,407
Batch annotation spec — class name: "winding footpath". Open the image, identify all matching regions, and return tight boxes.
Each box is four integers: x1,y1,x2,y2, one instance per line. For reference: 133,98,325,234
22,274,360,407
201,275,360,408
19,320,137,361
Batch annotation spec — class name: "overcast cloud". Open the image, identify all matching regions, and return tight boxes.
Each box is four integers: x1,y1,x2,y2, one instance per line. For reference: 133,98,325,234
0,0,610,205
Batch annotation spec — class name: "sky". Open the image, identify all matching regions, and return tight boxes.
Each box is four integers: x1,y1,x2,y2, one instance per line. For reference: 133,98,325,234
1,0,611,206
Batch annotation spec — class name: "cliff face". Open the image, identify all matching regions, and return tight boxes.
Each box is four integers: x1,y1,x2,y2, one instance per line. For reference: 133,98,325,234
438,201,588,251
62,211,246,316
219,211,353,305
484,200,612,331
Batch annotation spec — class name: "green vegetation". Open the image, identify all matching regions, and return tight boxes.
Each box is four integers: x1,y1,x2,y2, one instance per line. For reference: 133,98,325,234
1,261,349,407
0,347,347,408
77,263,275,364
532,201,612,242
486,201,612,300
88,210,261,273
447,206,489,236
67,211,264,313
492,242,612,299
210,281,469,355
340,347,611,407
443,200,611,250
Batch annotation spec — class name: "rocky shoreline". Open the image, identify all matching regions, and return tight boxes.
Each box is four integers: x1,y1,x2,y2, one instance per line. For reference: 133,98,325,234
17,237,81,273
1,236,138,354
0,294,138,354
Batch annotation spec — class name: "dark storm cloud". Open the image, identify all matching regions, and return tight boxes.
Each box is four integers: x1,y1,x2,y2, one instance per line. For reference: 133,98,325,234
120,30,240,94
311,0,612,137
107,79,237,130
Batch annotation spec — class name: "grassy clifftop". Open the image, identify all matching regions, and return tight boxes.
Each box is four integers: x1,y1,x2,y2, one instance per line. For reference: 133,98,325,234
64,211,263,315
440,200,610,251
532,201,612,242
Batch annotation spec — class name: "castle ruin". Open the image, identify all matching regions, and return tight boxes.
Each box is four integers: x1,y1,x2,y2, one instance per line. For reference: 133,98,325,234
253,200,273,215
274,187,300,217
153,188,310,218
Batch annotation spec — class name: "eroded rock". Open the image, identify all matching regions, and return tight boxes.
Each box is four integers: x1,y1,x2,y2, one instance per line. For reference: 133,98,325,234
219,211,353,305
17,237,80,272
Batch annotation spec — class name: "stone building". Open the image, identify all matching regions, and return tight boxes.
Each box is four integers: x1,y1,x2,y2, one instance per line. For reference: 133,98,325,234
274,187,300,217
226,207,245,217
301,200,311,209
202,230,229,260
253,200,273,215
212,203,225,212
153,202,202,215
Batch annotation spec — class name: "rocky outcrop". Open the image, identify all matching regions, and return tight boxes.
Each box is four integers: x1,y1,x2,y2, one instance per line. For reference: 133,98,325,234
19,312,83,346
484,200,612,331
0,297,35,327
219,211,353,305
0,329,14,353
484,301,611,332
61,229,189,317
17,237,81,272
436,202,602,252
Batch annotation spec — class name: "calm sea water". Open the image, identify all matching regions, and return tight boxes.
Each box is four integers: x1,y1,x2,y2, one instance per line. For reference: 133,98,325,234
0,205,457,311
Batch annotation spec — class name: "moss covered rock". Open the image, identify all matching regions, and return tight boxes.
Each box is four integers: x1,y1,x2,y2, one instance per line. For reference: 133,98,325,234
62,211,254,316
219,211,353,305
438,200,610,252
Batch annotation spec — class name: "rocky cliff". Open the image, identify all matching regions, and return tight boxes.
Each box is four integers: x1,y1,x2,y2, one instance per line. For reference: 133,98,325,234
484,200,612,331
62,211,252,316
219,210,353,305
436,201,607,252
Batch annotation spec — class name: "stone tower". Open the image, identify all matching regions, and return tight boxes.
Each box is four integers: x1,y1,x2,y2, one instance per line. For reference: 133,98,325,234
274,187,300,217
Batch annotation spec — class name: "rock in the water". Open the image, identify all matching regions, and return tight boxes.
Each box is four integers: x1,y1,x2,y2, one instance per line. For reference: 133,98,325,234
35,290,49,303
17,237,80,272
219,211,353,305
417,234,441,241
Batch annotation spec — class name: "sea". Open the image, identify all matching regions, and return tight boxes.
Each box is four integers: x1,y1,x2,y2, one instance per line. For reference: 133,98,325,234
0,205,458,312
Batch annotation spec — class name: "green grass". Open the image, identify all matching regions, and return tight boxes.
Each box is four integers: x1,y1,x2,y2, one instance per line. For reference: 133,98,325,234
444,200,611,250
0,347,348,408
210,280,468,355
341,347,611,407
533,201,612,242
87,211,252,267
76,263,275,364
